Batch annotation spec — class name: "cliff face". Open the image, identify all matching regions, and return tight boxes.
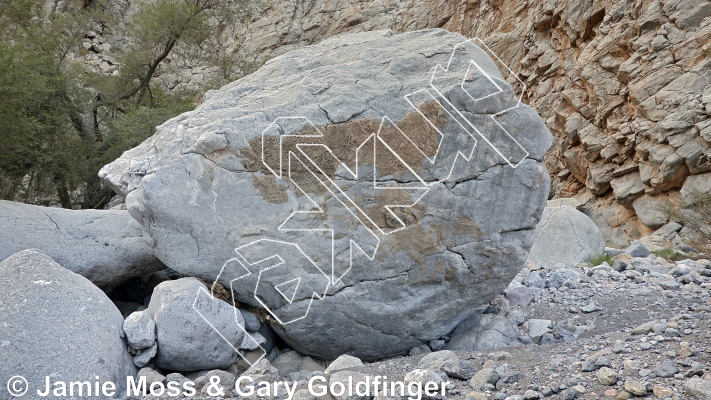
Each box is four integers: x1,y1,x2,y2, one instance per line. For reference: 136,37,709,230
68,0,711,245
219,0,711,246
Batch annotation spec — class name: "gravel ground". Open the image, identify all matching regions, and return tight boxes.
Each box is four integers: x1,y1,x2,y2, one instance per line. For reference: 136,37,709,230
348,254,711,400
138,251,711,400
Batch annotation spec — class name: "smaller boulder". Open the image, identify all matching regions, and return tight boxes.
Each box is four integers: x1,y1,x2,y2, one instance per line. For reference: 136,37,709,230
625,240,651,258
240,309,261,332
0,249,136,398
325,354,364,374
145,278,245,372
527,206,605,266
123,311,156,350
0,201,165,289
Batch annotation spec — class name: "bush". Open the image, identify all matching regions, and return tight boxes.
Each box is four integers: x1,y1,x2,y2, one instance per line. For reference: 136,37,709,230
587,253,614,266
0,0,254,208
652,248,685,262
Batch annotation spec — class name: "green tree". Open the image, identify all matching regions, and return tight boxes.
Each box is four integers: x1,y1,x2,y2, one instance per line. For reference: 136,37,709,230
0,0,253,208
0,0,95,207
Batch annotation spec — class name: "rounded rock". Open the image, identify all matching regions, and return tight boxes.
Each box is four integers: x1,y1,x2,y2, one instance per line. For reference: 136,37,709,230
145,278,245,371
0,249,136,398
100,29,553,361
123,311,156,350
325,354,364,374
597,367,618,386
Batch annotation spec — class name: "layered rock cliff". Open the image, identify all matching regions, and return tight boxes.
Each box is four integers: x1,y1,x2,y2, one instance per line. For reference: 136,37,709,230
63,0,711,245
218,0,711,246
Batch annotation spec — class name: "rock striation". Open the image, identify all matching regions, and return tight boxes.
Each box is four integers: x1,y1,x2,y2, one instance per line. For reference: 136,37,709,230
219,0,711,245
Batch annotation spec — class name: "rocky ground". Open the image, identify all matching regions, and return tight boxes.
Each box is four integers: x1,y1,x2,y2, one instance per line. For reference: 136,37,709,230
131,239,711,400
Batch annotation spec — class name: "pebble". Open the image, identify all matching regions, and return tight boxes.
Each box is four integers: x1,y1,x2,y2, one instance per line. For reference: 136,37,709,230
597,367,618,386
684,377,711,399
465,392,488,400
659,280,681,290
652,385,673,397
624,379,647,396
324,354,364,373
581,360,596,372
595,357,611,368
654,360,679,378
469,368,500,390
679,347,696,358
559,388,577,400
581,302,602,313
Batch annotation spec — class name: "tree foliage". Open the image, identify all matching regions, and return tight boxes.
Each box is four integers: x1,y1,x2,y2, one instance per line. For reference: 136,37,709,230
0,0,253,208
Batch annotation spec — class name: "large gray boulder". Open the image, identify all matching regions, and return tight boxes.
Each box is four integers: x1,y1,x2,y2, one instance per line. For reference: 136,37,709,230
0,200,164,289
100,29,552,360
527,206,606,266
145,278,245,371
0,249,136,399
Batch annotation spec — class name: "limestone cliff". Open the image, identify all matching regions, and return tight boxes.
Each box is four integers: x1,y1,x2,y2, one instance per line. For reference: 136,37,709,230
219,0,711,246
67,0,711,245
